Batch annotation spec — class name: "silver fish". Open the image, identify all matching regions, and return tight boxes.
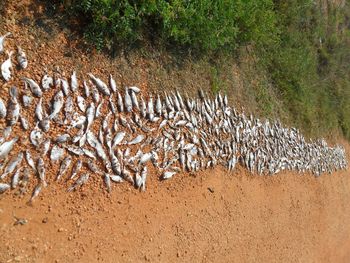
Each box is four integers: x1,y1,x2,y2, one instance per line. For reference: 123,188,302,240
67,173,89,192
49,90,64,119
129,86,140,93
56,133,71,144
22,94,33,108
66,145,84,156
17,46,28,69
7,88,20,126
41,139,51,156
64,96,74,122
1,152,23,179
35,98,44,121
104,173,111,193
1,50,13,81
56,156,72,181
124,88,132,112
85,103,95,132
140,166,147,191
131,91,139,110
110,175,124,183
0,137,18,160
0,183,10,194
29,183,42,202
11,167,21,189
91,87,100,103
25,150,36,171
30,128,44,147
162,171,176,180
77,96,86,112
88,73,110,96
134,172,142,189
37,158,47,187
83,80,90,97
0,98,6,118
112,131,126,148
109,74,117,93
70,159,83,180
39,117,50,132
71,71,78,92
95,101,103,118
128,134,145,145
42,74,53,90
61,78,70,96
22,77,42,97
0,32,11,53
139,153,152,165
50,145,65,161
117,92,124,112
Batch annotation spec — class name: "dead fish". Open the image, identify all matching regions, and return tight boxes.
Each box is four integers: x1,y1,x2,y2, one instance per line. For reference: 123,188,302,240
1,51,13,81
29,184,42,202
131,91,139,110
17,46,28,69
61,78,70,96
42,74,53,90
129,86,140,93
70,159,82,180
88,73,110,96
85,103,95,133
36,158,47,187
0,137,18,160
65,145,84,156
49,90,64,119
64,96,74,122
50,145,65,161
110,153,121,175
22,77,42,97
25,150,36,171
162,171,176,180
35,98,44,121
112,131,126,148
128,134,145,145
11,167,22,189
1,152,23,179
41,139,51,156
140,166,147,191
0,183,10,194
91,87,100,103
124,88,132,112
56,156,72,181
139,153,152,165
109,94,117,114
117,92,124,112
22,94,33,108
30,128,44,147
87,162,100,174
122,169,134,185
104,173,112,193
20,116,29,130
110,175,124,183
134,172,142,189
0,98,6,118
77,96,86,112
67,173,89,192
95,101,103,118
7,90,20,126
71,71,78,92
83,80,90,97
39,117,50,132
0,32,11,53
109,74,117,93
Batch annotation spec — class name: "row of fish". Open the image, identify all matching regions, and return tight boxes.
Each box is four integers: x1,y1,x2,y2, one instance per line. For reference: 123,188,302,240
0,68,347,201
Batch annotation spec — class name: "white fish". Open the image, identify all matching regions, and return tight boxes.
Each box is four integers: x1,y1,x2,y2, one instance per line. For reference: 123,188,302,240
25,150,36,171
64,96,74,122
17,46,28,69
131,90,139,110
1,152,23,179
112,131,126,148
49,90,64,119
7,89,20,126
83,80,90,97
22,94,33,108
11,167,21,189
30,128,44,147
129,86,140,93
1,51,13,81
139,153,152,165
61,78,70,96
35,98,44,121
41,139,51,156
95,101,103,118
110,175,124,183
91,87,100,103
70,159,83,180
0,32,11,53
0,183,10,194
41,74,53,90
104,173,112,193
141,166,147,191
22,77,43,97
0,137,18,159
162,171,176,180
88,73,110,96
56,156,72,181
20,116,29,130
134,172,142,189
85,103,95,132
71,71,78,92
37,158,47,187
0,98,6,118
109,74,117,93
50,145,65,161
117,92,124,112
29,184,42,202
67,173,89,192
77,96,86,112
124,88,132,112
128,134,145,145
39,117,50,132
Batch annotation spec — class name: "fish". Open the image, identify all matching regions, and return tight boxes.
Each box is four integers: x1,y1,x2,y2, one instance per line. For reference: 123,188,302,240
30,128,44,147
36,158,47,187
112,131,126,148
64,96,74,122
0,137,18,160
104,173,111,193
49,90,64,119
124,88,132,112
95,101,103,118
20,116,29,130
131,91,139,110
1,50,13,81
17,46,28,69
56,156,72,181
25,150,36,171
35,98,44,121
67,173,89,192
41,139,51,156
117,92,124,112
11,167,22,189
109,74,117,93
162,171,176,180
83,80,90,97
0,98,6,118
110,175,124,183
85,103,95,133
39,117,50,132
0,183,10,194
129,86,140,93
61,78,70,96
22,94,33,108
42,74,53,90
0,32,11,53
50,145,65,161
70,159,82,180
140,166,147,191
88,73,110,96
139,153,152,165
71,71,78,92
6,89,20,126
22,77,43,97
128,134,145,145
1,152,23,179
91,87,100,103
65,145,84,156
29,183,42,202
134,172,142,189
77,96,86,112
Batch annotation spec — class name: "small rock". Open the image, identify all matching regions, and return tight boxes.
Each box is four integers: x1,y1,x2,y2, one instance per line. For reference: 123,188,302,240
42,217,48,223
207,187,214,193
58,228,64,232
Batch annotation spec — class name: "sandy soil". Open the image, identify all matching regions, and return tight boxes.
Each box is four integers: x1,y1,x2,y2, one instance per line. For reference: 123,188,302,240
1,165,350,263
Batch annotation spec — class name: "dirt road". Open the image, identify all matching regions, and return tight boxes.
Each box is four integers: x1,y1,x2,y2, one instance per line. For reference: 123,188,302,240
1,164,350,263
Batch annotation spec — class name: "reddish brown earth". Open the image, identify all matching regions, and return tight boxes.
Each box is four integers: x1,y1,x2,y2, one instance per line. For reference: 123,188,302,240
1,1,350,262
1,165,350,263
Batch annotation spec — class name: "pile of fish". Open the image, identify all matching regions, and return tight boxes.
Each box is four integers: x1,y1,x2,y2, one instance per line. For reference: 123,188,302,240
0,32,347,202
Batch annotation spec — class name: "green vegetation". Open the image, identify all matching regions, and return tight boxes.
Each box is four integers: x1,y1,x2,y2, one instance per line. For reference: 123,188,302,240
59,0,350,140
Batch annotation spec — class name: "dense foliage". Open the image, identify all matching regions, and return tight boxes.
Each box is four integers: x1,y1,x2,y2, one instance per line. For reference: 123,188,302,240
61,0,350,139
